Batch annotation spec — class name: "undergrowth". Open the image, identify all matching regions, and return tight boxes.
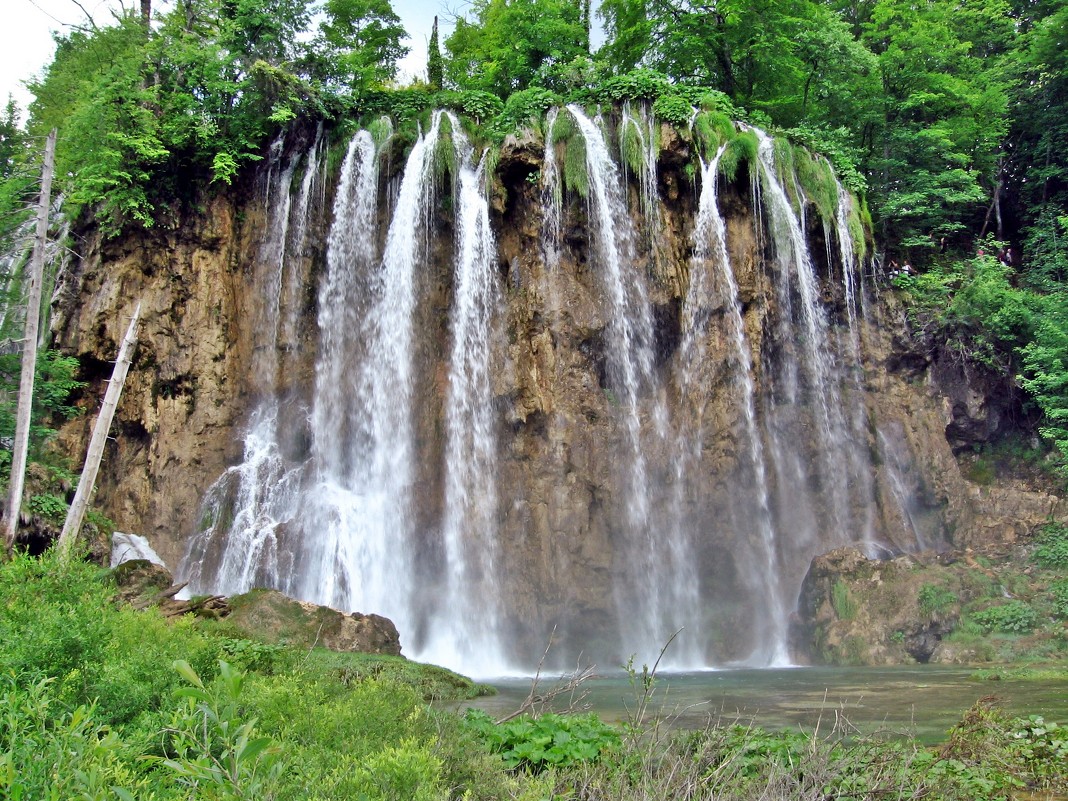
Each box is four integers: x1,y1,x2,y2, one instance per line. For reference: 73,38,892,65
0,548,1064,800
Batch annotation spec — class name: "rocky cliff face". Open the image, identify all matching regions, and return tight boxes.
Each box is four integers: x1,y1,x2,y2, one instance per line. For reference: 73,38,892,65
49,114,1065,671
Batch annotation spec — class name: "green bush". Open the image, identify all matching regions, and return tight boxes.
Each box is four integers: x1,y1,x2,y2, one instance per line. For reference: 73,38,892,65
464,710,621,773
595,69,671,102
1050,580,1068,619
0,675,153,800
1033,522,1068,569
651,94,693,127
971,601,1038,634
919,583,957,616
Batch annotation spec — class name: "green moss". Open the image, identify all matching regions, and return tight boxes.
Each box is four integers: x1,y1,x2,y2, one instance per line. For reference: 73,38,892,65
795,148,838,223
719,129,758,182
300,650,494,701
831,580,858,620
692,110,735,159
564,132,589,198
619,113,646,177
368,115,394,151
846,199,868,261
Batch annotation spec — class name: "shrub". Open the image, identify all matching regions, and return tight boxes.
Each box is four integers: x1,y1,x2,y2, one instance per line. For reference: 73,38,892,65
1050,579,1068,619
651,94,693,127
1034,522,1068,569
971,601,1038,634
919,583,957,617
0,675,152,799
464,710,621,773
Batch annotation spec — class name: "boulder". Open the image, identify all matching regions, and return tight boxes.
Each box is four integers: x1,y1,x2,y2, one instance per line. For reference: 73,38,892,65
225,589,402,656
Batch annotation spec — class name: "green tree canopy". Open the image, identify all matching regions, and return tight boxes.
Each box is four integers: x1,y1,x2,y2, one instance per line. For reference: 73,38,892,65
444,0,589,97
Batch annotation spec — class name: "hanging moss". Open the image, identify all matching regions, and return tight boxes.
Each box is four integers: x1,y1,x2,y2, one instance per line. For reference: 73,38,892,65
692,110,735,158
433,116,458,185
719,130,759,183
619,114,645,177
795,148,838,224
368,116,394,151
481,144,501,199
847,199,868,261
550,110,577,146
564,132,589,198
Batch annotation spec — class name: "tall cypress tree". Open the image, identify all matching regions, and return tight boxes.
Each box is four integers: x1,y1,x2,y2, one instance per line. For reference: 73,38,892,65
428,15,443,90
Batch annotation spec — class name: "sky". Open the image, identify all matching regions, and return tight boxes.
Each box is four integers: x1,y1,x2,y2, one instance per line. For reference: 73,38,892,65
0,0,454,123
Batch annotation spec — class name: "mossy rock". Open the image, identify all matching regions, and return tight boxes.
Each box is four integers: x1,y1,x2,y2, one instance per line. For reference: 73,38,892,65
227,588,402,656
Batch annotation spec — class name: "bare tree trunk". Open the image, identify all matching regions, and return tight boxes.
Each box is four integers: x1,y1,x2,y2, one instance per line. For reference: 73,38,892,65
4,130,57,557
57,303,141,562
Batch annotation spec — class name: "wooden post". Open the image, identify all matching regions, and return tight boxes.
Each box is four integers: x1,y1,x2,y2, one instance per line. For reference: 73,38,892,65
4,129,57,556
57,303,141,561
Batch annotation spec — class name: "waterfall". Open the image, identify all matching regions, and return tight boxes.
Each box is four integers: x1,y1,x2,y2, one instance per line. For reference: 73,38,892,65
686,147,791,665
755,129,857,545
567,105,693,666
418,116,510,673
180,141,312,595
175,109,922,676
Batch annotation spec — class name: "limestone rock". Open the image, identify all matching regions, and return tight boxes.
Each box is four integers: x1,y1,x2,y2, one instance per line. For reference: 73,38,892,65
225,589,402,655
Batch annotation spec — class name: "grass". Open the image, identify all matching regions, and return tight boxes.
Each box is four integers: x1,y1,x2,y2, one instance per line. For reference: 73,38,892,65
1,547,1065,800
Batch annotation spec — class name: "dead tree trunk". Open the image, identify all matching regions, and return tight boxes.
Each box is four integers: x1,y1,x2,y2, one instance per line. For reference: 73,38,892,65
57,303,141,561
4,129,57,557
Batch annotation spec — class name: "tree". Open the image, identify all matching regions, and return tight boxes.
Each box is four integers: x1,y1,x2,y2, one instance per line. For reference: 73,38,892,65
3,131,55,556
860,0,1015,251
316,0,408,91
427,16,443,90
444,0,588,97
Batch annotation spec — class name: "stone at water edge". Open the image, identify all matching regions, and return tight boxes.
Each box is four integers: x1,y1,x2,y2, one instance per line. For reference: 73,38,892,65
225,589,402,656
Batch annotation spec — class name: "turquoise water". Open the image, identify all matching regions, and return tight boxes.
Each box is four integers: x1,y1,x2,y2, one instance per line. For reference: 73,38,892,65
461,667,1068,744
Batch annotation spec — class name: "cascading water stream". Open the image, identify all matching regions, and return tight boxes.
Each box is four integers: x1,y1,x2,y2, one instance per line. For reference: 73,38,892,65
418,116,510,673
755,129,856,544
567,105,695,665
687,148,791,665
180,143,312,594
298,116,442,634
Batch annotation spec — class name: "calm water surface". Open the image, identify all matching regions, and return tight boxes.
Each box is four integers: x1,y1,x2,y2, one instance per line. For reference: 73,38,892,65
461,667,1068,743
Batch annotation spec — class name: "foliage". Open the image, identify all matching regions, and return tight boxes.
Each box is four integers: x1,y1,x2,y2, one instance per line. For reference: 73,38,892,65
151,659,283,799
464,709,620,773
444,0,588,98
315,0,408,92
919,583,957,617
1033,522,1068,569
971,601,1039,634
0,675,152,800
497,88,562,134
1019,298,1068,474
0,349,84,478
650,94,692,127
1050,580,1068,619
427,16,443,91
895,251,1035,370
